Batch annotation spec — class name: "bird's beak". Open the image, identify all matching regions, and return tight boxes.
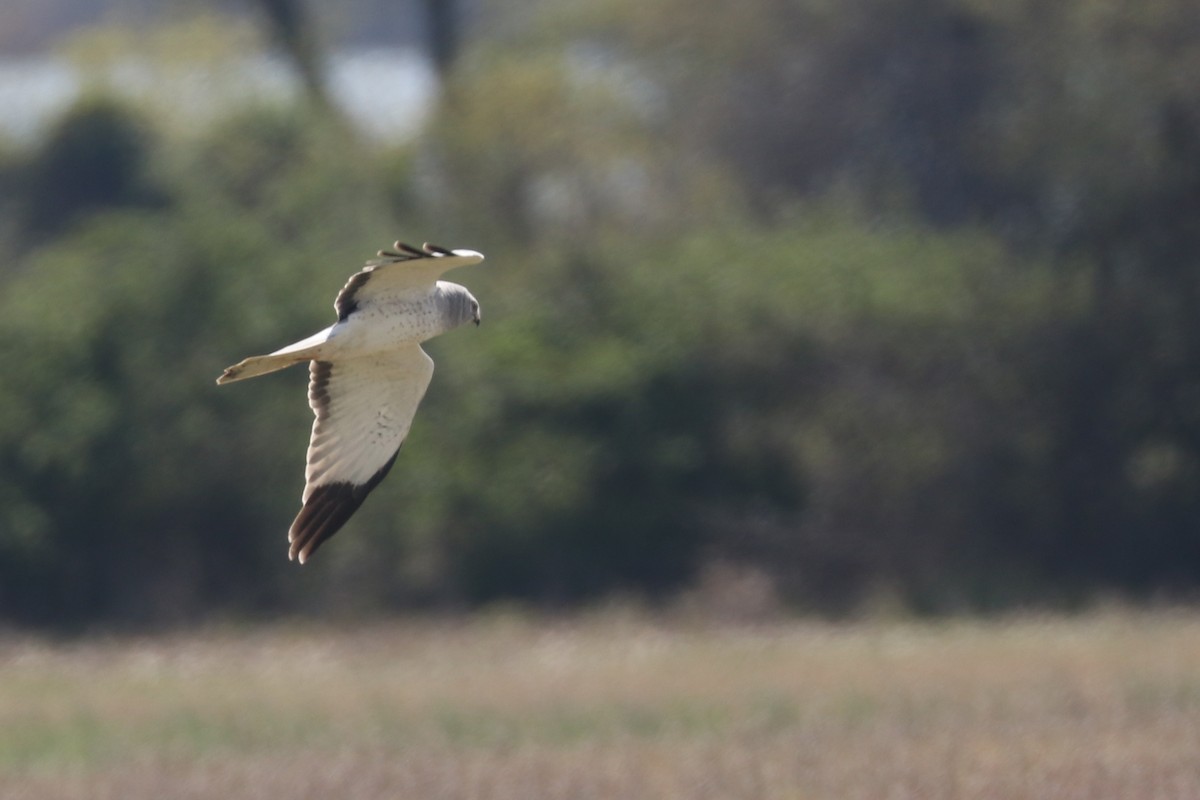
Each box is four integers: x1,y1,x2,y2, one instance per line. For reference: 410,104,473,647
473,314,481,327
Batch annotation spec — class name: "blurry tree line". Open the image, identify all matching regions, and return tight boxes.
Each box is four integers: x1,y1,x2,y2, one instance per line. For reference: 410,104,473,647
1,0,1199,627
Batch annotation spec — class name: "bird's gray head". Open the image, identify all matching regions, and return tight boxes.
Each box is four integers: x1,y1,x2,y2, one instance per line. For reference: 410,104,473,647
437,281,482,332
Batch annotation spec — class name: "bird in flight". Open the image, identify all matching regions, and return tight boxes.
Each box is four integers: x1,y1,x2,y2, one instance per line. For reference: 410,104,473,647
217,241,485,564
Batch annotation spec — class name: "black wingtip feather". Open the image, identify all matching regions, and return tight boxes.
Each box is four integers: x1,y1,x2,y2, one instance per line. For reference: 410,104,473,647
286,450,401,563
369,241,454,264
289,488,358,562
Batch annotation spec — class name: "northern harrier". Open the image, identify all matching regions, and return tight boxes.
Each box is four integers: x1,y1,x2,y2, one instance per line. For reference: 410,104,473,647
217,241,485,563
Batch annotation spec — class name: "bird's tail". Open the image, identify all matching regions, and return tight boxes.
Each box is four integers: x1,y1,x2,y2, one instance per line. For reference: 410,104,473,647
216,353,302,384
216,327,334,385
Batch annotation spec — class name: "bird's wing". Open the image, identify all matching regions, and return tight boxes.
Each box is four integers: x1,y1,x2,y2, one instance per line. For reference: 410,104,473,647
334,242,484,320
288,344,436,563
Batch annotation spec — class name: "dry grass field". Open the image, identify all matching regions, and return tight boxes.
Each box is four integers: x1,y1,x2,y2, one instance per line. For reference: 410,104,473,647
1,610,1198,799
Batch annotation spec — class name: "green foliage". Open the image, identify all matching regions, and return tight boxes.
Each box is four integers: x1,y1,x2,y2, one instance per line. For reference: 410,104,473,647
16,97,164,241
0,98,402,624
2,0,1200,626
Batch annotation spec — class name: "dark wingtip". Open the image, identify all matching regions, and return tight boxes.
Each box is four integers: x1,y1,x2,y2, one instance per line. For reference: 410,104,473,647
372,242,427,262
286,451,400,563
371,241,456,263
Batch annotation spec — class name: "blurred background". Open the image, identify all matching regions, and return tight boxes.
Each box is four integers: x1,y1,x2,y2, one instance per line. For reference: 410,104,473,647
2,0,1200,630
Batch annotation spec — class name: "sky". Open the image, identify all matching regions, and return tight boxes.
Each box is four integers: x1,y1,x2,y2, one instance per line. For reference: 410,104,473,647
0,0,433,55
0,0,442,142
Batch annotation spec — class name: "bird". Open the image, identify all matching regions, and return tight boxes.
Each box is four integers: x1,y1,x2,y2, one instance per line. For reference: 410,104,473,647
216,241,485,564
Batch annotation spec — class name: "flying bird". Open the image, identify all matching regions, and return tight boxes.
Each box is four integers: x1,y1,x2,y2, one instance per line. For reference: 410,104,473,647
217,241,485,564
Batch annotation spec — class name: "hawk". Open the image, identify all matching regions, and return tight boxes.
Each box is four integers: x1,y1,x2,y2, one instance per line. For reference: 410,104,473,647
217,241,485,563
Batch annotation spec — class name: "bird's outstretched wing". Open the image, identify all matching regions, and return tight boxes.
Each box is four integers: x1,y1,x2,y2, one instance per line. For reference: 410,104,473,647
288,344,435,563
334,242,484,321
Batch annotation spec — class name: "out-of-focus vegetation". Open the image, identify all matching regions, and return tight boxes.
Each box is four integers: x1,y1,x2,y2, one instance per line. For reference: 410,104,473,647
1,0,1199,626
2,612,1200,798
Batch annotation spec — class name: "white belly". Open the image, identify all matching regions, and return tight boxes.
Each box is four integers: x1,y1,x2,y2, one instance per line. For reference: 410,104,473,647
327,296,443,357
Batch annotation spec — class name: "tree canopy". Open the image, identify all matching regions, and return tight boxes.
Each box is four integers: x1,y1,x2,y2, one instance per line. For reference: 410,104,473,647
2,0,1199,626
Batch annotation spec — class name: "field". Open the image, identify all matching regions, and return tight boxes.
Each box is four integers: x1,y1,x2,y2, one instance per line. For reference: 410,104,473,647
1,611,1199,799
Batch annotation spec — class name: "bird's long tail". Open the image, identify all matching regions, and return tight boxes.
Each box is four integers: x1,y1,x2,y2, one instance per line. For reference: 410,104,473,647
216,353,302,384
216,327,334,385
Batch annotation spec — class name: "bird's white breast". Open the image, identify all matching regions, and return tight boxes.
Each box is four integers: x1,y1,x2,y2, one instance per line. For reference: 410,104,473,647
329,293,444,357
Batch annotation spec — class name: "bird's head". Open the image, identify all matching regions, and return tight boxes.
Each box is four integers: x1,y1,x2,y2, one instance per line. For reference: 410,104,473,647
438,282,481,331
